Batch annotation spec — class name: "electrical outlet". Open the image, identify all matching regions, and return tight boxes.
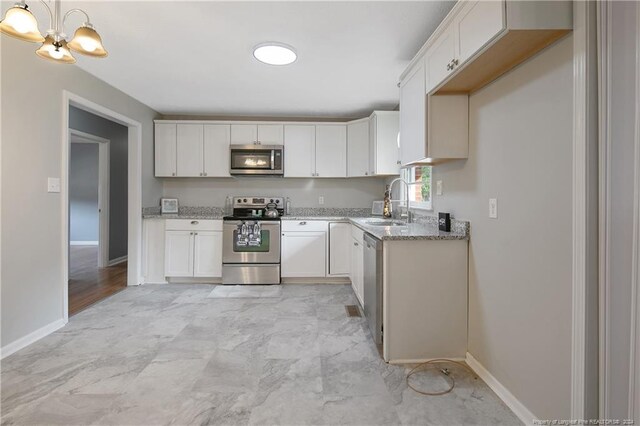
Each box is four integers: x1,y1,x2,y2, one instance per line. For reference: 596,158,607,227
47,177,60,193
436,180,443,196
489,198,498,219
318,196,324,205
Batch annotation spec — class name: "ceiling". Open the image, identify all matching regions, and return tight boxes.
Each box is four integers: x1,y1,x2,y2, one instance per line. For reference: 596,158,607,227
60,1,454,118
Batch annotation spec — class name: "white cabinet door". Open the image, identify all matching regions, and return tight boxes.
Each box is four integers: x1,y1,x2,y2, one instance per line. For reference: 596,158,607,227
230,124,258,145
350,236,364,305
425,26,456,93
257,124,284,145
455,0,505,65
155,123,177,177
176,124,204,177
399,61,427,165
347,120,370,177
315,125,347,177
203,124,231,177
281,231,326,277
329,222,351,275
371,111,400,175
284,125,316,177
193,231,223,277
164,231,193,277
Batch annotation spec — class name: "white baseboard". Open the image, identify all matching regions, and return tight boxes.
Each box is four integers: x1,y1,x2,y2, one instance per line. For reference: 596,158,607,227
70,240,98,246
465,352,536,425
108,255,127,266
388,357,466,365
1,318,67,359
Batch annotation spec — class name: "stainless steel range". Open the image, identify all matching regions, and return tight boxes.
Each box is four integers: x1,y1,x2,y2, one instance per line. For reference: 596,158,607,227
222,196,284,285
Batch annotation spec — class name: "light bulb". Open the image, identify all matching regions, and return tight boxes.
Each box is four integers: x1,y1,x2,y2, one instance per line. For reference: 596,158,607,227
79,37,97,52
50,48,63,59
5,8,37,34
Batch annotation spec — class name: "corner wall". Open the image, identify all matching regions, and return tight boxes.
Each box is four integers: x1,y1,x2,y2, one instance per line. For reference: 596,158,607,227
432,36,574,418
0,37,160,350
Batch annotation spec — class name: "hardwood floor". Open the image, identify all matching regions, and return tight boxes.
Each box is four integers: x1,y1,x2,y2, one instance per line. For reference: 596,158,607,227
69,246,127,316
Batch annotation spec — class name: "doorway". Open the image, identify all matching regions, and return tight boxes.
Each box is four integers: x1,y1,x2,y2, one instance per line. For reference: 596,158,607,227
62,91,143,320
68,116,128,315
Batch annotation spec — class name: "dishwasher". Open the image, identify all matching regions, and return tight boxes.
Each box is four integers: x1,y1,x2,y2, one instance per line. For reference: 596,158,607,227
363,232,383,345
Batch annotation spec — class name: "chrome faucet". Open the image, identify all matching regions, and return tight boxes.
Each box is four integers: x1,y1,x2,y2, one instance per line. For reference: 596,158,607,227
388,177,413,223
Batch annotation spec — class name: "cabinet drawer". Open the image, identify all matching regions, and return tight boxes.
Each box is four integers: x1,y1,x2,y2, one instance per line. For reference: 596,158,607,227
165,219,222,231
281,220,328,232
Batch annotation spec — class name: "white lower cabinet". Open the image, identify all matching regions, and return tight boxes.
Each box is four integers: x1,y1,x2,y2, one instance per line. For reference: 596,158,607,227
164,220,223,278
350,226,364,305
328,222,351,276
281,231,326,277
193,231,223,277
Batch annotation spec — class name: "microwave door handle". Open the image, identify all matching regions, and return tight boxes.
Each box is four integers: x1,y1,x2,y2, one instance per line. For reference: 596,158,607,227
271,150,275,170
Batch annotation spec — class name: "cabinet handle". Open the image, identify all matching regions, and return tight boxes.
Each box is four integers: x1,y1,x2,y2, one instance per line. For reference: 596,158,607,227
195,232,198,235
299,221,307,225
453,58,459,66
365,172,368,176
190,232,194,235
203,172,207,176
354,242,359,246
191,221,199,225
172,172,176,176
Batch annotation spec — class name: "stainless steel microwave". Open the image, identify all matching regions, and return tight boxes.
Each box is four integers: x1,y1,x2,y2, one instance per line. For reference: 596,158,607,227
229,145,284,176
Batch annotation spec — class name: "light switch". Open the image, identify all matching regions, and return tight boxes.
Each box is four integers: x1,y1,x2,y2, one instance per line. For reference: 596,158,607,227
47,177,61,193
436,180,443,196
318,196,325,205
489,198,498,219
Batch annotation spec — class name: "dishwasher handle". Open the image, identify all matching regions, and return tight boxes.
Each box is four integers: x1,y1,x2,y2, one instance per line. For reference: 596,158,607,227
363,233,381,248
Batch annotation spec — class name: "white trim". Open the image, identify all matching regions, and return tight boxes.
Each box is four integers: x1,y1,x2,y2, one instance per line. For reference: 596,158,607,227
598,0,613,417
70,241,98,246
0,319,67,360
388,357,465,365
465,352,536,425
572,0,598,419
108,255,128,267
62,91,143,323
629,4,640,422
70,129,110,268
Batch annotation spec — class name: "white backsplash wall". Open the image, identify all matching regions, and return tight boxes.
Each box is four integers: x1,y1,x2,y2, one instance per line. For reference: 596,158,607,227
161,177,387,208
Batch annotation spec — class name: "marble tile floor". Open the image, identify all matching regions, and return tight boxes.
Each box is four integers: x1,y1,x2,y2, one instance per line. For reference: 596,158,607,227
1,284,521,426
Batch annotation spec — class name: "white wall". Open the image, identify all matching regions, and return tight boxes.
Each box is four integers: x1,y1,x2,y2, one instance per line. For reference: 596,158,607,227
162,177,386,208
432,36,574,418
69,143,99,242
0,37,160,349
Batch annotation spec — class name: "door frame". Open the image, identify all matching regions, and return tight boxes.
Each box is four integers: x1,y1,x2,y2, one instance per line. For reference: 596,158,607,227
69,129,110,268
61,91,143,322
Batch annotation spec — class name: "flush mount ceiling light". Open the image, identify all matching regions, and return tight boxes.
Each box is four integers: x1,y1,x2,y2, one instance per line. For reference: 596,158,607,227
0,0,108,64
253,43,297,66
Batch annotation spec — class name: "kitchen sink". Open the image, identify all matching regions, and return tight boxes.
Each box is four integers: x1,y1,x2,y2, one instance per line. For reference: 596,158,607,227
363,219,407,227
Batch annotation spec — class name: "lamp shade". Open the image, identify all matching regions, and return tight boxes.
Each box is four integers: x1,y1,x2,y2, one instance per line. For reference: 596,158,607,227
0,4,44,42
67,24,107,57
36,35,76,64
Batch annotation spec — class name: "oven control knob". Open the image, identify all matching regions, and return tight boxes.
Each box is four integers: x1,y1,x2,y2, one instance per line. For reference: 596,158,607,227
243,198,247,202
270,199,274,203
275,200,280,203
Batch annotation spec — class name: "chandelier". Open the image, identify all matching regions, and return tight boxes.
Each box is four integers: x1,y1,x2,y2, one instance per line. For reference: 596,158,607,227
0,0,107,64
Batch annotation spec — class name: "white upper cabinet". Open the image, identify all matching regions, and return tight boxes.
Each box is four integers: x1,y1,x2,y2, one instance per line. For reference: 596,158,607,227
399,61,426,166
230,124,258,145
315,125,347,178
369,111,400,175
347,120,370,177
230,124,283,145
257,124,284,145
176,124,204,177
454,0,505,64
284,125,316,177
425,26,456,93
155,123,177,177
203,124,231,177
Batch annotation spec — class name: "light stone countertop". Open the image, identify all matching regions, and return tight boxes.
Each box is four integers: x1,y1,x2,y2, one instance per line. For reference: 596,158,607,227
349,217,469,241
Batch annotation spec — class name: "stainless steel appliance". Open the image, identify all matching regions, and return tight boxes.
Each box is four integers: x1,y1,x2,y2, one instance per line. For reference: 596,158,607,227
229,145,284,176
363,232,383,344
222,196,284,284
